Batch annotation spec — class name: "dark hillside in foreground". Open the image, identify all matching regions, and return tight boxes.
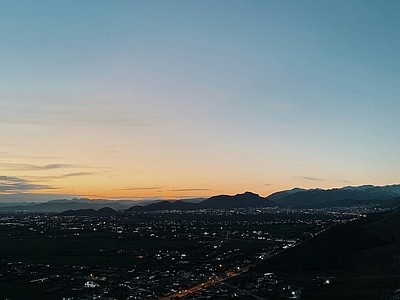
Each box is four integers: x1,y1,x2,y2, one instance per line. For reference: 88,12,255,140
305,196,400,209
259,209,400,299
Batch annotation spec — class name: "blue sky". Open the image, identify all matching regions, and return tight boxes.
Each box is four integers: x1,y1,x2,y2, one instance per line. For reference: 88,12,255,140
1,1,399,200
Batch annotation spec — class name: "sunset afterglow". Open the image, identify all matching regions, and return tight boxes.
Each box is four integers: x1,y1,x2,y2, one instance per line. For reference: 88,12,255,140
1,1,399,201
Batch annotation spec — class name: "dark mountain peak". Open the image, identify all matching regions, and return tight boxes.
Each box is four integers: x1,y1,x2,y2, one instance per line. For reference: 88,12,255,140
59,209,97,216
199,191,274,209
137,200,173,211
70,198,91,202
125,200,198,212
146,200,172,208
95,207,119,216
208,191,260,200
124,191,275,211
97,207,118,213
266,187,306,202
241,191,259,196
59,207,119,217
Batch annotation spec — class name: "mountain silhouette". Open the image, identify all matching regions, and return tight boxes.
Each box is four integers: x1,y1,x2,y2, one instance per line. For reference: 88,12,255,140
59,207,119,217
126,200,198,212
268,184,400,207
198,191,275,209
1,184,400,213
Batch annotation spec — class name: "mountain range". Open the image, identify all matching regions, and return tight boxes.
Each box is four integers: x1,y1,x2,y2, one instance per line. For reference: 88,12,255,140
270,184,400,206
1,184,400,214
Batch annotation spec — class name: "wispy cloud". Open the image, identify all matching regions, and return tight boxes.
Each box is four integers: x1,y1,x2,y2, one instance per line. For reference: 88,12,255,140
263,183,272,186
117,187,163,191
0,175,54,193
296,176,324,182
0,163,75,171
39,172,94,179
58,172,94,178
169,188,209,192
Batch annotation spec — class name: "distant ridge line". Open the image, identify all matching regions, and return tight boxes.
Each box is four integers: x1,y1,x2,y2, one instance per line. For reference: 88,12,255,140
1,184,400,213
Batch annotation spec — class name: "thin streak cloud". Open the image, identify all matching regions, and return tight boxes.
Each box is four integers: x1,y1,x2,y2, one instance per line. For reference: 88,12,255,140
117,187,163,191
169,188,210,192
296,176,324,182
0,175,54,193
57,172,93,178
38,172,94,180
0,163,75,171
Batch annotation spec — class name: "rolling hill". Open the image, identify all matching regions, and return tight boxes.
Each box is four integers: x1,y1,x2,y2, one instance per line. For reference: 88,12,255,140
259,208,400,299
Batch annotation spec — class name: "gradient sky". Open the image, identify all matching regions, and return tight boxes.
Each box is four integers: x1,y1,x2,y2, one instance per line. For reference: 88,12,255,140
1,1,399,200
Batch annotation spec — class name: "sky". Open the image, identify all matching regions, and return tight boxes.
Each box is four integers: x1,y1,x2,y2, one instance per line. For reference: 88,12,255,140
1,0,399,201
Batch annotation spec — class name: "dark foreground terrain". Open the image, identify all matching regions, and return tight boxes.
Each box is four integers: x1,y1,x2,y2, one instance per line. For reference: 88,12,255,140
0,204,398,299
259,208,400,299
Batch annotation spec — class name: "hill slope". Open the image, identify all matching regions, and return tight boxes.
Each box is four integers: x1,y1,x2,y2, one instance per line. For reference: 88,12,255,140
59,207,119,217
260,209,400,299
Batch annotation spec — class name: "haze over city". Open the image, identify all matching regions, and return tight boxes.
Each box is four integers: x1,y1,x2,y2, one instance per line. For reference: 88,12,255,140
1,1,399,201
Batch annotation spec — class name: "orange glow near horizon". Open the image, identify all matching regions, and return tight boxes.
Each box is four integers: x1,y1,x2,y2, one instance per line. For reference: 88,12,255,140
1,152,396,202
1,2,399,201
